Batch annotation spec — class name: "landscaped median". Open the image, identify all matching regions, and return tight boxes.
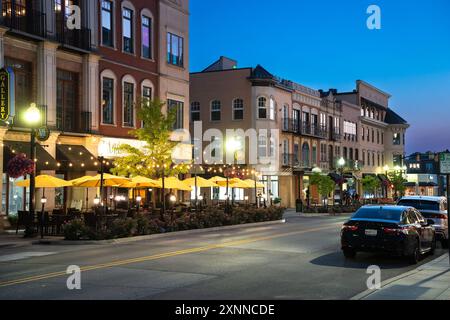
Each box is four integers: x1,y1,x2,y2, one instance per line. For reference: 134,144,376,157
61,206,286,242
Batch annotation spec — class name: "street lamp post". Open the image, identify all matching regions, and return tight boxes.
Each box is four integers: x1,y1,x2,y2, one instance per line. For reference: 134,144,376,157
338,157,346,206
24,104,41,237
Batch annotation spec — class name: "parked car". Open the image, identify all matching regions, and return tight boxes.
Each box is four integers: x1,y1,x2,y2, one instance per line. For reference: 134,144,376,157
397,196,448,248
341,205,436,264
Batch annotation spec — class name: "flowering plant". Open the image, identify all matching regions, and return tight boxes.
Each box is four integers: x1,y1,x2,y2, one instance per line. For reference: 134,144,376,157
7,153,35,179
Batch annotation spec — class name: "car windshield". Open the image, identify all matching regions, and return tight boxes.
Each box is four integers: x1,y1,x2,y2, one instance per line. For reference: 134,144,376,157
397,200,440,211
352,208,402,222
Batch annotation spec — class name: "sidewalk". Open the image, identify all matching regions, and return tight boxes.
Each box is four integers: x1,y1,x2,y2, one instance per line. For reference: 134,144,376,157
354,254,450,300
0,232,38,248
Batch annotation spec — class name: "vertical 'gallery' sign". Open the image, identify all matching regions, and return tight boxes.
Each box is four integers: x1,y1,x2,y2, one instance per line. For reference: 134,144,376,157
0,68,11,121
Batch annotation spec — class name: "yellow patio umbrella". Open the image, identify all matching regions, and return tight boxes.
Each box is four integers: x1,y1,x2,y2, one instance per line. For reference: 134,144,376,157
16,175,72,188
216,178,252,189
156,177,192,191
120,176,161,188
72,174,130,188
68,175,95,186
209,176,228,184
243,179,265,189
184,177,218,188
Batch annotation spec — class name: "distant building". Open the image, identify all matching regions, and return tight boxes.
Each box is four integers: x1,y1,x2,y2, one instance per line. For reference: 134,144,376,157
405,151,448,196
190,57,410,207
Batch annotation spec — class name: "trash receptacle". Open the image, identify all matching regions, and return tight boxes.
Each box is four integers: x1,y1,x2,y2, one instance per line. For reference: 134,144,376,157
296,199,303,213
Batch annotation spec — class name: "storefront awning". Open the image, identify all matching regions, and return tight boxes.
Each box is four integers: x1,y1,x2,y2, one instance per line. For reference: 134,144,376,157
56,144,101,172
3,141,59,171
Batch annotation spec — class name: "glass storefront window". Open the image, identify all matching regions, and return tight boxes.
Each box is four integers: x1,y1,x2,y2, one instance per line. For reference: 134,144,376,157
3,174,28,216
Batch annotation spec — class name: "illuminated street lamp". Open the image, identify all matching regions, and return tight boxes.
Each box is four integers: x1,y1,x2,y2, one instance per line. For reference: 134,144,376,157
337,157,346,206
24,103,41,236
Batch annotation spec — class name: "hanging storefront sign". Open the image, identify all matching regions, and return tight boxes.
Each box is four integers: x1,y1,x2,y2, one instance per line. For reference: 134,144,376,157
0,68,13,121
36,126,51,142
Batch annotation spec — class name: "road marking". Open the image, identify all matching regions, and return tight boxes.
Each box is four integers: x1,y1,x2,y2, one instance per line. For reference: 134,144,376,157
0,252,56,262
0,223,340,288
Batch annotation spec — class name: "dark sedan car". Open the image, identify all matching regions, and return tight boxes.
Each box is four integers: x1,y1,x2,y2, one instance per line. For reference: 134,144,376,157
341,205,436,264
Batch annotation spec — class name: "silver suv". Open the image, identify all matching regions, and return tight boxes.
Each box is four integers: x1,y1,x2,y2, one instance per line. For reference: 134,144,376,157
397,196,448,248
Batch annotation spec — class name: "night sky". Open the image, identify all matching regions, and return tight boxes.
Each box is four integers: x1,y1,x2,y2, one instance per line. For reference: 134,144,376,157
189,0,450,154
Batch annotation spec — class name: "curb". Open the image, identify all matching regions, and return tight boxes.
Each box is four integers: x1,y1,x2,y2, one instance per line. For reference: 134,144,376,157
32,219,286,246
351,253,450,300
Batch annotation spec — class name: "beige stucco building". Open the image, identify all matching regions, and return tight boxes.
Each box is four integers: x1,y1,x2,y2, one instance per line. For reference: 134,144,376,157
190,58,410,208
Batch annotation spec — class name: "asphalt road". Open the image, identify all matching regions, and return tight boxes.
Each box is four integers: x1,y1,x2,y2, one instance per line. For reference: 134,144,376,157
0,212,445,300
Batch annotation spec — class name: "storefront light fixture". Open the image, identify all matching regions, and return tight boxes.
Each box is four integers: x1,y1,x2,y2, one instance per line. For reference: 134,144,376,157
93,196,101,205
338,157,346,167
136,196,142,202
40,196,47,204
170,195,177,203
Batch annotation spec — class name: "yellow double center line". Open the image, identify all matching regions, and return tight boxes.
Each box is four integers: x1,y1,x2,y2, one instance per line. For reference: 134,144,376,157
0,224,340,288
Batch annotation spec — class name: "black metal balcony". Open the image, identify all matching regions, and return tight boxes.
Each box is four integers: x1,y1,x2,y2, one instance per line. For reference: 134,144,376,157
56,18,92,51
1,2,46,38
331,129,342,141
56,111,92,134
302,122,327,139
282,118,300,134
281,153,312,168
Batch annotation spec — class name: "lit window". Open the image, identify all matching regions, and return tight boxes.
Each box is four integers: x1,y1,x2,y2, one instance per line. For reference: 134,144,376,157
102,77,114,125
142,15,151,59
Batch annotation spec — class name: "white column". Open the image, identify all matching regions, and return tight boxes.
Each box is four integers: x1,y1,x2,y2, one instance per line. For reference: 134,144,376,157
37,41,58,128
82,53,100,132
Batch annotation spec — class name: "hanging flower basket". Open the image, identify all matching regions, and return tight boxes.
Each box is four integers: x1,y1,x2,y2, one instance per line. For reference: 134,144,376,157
7,153,35,179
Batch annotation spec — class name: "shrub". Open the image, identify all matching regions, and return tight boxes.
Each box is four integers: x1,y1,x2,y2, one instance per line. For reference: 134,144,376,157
63,219,89,241
7,213,18,227
109,218,137,239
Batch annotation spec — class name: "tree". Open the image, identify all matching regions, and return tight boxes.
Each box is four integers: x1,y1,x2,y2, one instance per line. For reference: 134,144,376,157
112,98,190,178
111,98,191,208
388,172,407,199
362,175,381,198
310,173,335,207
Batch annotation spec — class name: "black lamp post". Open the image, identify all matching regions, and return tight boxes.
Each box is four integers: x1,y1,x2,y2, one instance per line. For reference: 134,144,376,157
24,103,41,237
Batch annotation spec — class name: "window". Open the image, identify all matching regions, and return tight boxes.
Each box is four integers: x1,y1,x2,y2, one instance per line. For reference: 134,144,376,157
269,98,276,120
102,78,114,125
362,151,366,166
123,8,134,53
142,86,152,104
57,69,78,132
302,143,310,167
142,15,151,59
269,137,276,157
101,0,114,47
123,82,134,127
190,102,200,122
167,33,184,67
393,133,401,145
258,97,267,119
361,126,365,141
258,135,267,158
211,100,221,121
393,154,403,167
233,99,244,120
168,99,184,130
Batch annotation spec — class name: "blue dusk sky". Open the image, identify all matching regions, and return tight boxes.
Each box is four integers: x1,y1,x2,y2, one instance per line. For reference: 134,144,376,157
189,0,450,154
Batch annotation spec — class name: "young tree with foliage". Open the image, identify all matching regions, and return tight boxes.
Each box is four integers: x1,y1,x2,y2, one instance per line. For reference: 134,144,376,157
388,171,407,199
362,175,381,198
112,98,190,178
310,173,335,207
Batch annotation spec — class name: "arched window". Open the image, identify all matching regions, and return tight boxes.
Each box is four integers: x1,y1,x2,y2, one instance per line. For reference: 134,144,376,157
122,1,136,54
233,98,244,120
258,97,267,119
141,8,154,59
211,100,221,121
101,69,117,125
122,74,136,127
302,143,310,167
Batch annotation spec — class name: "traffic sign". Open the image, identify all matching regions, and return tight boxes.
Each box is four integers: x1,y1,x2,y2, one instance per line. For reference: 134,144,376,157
439,153,450,174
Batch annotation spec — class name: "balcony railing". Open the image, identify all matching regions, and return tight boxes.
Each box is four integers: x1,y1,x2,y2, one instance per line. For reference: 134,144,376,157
302,122,327,139
1,2,47,38
56,18,92,51
281,153,312,169
331,129,342,141
56,111,92,134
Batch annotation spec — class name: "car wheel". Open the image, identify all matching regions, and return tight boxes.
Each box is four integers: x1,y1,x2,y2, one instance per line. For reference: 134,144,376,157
409,241,420,265
343,248,356,259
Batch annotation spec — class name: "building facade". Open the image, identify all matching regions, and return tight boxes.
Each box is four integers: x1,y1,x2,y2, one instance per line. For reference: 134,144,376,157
0,0,189,216
190,57,410,208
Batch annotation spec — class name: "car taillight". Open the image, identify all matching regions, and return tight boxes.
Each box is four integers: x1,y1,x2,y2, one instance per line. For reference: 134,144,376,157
342,225,358,231
383,227,408,235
